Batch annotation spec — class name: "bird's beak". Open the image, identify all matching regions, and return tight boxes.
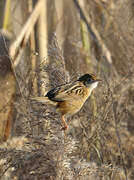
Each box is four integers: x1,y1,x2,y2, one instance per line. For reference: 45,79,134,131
94,79,102,82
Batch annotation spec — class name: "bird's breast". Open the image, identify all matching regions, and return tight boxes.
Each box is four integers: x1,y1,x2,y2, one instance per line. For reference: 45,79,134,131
56,87,91,116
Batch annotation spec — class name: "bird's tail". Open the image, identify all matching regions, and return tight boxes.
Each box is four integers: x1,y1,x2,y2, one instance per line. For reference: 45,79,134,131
30,96,56,105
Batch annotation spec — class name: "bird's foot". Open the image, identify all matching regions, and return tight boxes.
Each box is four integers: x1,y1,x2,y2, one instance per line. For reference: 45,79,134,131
61,125,68,131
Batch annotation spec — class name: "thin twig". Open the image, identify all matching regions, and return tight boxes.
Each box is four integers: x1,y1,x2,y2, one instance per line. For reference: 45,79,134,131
9,0,42,67
73,0,112,64
104,74,128,180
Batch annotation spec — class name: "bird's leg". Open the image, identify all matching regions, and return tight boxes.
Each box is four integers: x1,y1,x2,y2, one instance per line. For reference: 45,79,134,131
61,115,68,130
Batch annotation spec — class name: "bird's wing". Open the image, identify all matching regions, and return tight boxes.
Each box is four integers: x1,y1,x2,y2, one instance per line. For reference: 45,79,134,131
46,81,85,102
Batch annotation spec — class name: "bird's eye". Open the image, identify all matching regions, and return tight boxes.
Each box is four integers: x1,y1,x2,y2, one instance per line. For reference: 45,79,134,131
87,78,91,83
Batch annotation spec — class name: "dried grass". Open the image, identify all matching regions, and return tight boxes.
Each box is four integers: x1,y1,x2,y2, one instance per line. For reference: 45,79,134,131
0,0,134,179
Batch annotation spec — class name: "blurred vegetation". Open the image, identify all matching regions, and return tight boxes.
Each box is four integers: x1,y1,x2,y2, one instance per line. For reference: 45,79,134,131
0,0,134,179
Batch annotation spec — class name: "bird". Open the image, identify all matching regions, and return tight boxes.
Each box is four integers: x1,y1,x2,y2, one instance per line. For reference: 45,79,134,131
31,73,102,130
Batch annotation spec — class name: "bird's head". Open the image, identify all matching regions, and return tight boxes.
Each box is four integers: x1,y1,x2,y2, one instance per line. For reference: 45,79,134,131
78,73,102,91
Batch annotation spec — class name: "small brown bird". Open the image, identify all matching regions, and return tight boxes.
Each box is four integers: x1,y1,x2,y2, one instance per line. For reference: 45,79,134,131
32,73,102,130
